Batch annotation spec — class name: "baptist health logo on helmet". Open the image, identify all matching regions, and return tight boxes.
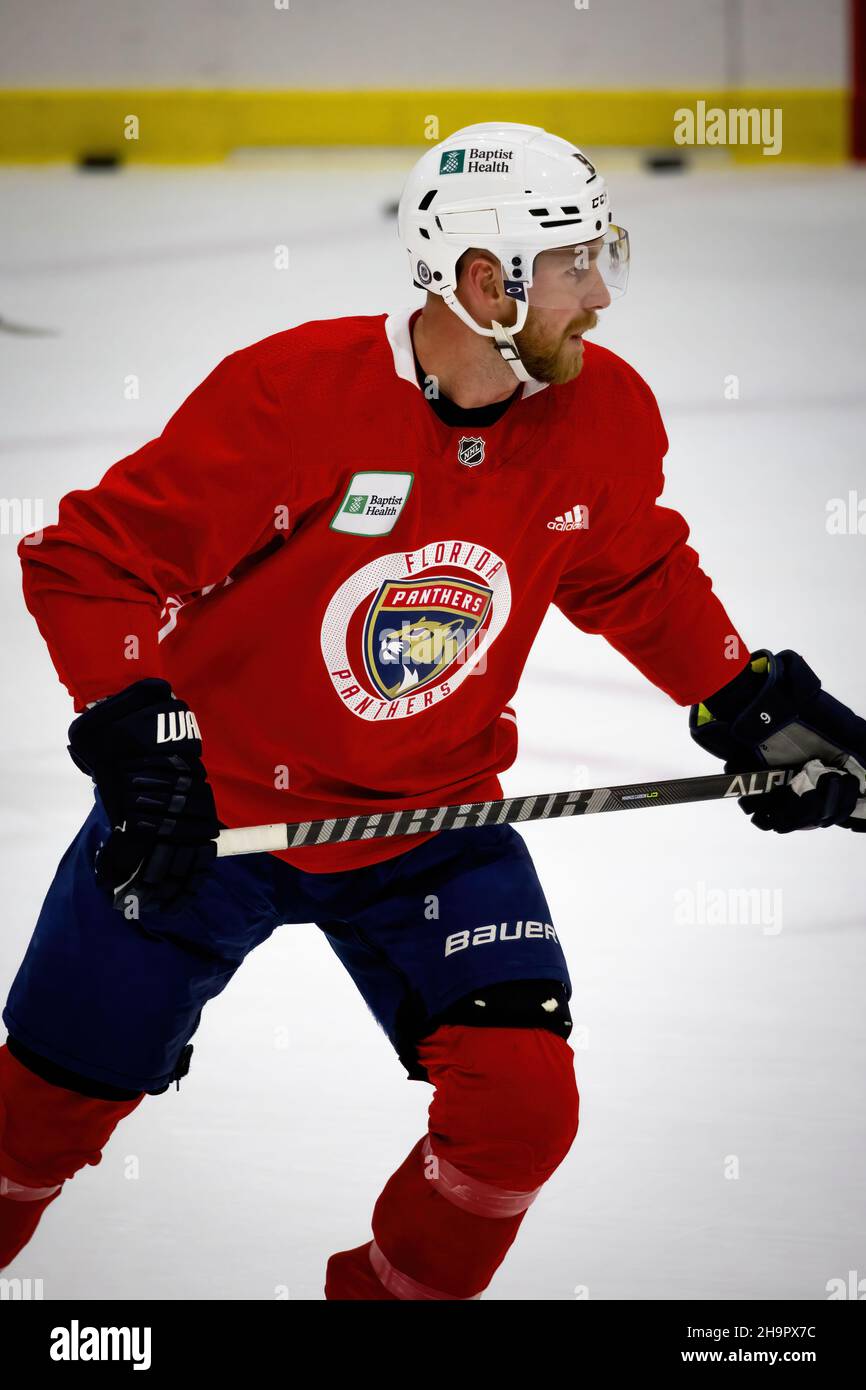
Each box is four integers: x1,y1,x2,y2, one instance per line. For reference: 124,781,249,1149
439,147,514,175
321,540,511,721
439,149,465,174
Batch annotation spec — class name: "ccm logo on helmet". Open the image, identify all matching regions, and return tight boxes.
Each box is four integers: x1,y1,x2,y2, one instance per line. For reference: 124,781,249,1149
445,920,560,957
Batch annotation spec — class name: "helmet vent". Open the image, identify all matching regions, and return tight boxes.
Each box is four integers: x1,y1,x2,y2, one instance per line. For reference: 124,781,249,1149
419,226,430,239
538,217,583,228
529,207,550,217
418,189,438,211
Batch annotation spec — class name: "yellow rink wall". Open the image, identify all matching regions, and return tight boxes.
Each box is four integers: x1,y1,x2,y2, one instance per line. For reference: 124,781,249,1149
0,88,848,162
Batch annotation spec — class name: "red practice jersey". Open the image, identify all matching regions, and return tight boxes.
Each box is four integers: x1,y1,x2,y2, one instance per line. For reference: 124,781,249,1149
19,309,748,871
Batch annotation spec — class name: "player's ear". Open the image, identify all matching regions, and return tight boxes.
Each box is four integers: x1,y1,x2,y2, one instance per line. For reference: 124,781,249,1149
458,251,507,324
479,256,505,301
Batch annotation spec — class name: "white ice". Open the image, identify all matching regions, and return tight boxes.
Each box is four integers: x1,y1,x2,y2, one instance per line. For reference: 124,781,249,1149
0,151,864,1300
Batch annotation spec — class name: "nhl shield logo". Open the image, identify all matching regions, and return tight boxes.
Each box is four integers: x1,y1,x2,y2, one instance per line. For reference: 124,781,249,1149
457,436,485,468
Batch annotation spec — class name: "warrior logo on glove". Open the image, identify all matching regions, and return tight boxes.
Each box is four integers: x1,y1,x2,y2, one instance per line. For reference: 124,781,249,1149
68,679,220,912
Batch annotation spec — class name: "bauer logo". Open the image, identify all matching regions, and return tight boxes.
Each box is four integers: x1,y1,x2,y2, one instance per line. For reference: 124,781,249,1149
330,472,414,536
445,921,560,956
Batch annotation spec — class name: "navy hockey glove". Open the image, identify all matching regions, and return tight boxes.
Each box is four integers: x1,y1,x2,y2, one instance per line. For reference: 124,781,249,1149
68,678,219,911
689,650,866,833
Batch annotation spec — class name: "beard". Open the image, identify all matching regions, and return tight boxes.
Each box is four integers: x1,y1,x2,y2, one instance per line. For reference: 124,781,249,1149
512,309,598,385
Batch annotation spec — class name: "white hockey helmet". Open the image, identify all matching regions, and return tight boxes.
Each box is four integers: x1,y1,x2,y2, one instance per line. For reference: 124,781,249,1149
397,122,629,381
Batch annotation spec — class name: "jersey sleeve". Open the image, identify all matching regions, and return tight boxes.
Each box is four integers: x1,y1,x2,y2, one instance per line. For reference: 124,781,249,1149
18,349,291,710
552,381,749,706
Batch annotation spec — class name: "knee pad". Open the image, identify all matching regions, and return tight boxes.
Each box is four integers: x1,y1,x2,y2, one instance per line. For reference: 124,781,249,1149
0,1043,144,1194
404,978,572,1083
428,978,573,1042
416,1019,580,1204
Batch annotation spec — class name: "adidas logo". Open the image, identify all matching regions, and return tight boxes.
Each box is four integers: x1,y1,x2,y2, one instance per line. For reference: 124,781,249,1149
547,505,589,532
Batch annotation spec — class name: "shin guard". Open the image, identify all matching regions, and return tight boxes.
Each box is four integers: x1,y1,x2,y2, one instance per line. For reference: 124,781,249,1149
0,1043,144,1268
337,1025,579,1300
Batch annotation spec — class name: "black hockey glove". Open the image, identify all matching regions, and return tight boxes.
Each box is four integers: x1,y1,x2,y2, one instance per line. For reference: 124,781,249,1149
689,650,866,833
68,678,219,912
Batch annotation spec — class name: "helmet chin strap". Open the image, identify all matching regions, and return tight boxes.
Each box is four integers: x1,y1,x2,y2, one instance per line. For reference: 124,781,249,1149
439,284,536,385
490,318,532,383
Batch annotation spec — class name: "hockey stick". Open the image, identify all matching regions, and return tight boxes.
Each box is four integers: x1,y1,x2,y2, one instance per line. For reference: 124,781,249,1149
213,767,797,858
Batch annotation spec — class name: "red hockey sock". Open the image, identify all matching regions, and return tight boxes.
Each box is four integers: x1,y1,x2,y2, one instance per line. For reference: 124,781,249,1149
370,1133,526,1298
324,1242,399,1300
327,1025,579,1300
0,1043,144,1269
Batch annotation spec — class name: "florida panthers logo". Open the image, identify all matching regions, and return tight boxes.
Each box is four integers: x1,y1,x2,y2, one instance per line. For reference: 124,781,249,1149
366,575,493,700
321,540,511,721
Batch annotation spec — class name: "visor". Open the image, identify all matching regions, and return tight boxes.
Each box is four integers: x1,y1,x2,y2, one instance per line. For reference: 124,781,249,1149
522,225,630,308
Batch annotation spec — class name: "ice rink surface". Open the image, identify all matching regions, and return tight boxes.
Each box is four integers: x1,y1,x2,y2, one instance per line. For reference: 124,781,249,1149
0,151,864,1300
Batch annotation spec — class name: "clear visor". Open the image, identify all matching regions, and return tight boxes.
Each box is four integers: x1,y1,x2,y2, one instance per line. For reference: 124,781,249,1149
522,224,630,309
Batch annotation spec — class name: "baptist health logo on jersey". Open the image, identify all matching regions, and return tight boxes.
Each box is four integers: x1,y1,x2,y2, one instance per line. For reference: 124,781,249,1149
330,472,414,537
321,540,512,721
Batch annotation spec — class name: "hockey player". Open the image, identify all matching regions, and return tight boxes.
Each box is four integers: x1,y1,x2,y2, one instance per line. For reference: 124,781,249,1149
2,123,865,1300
